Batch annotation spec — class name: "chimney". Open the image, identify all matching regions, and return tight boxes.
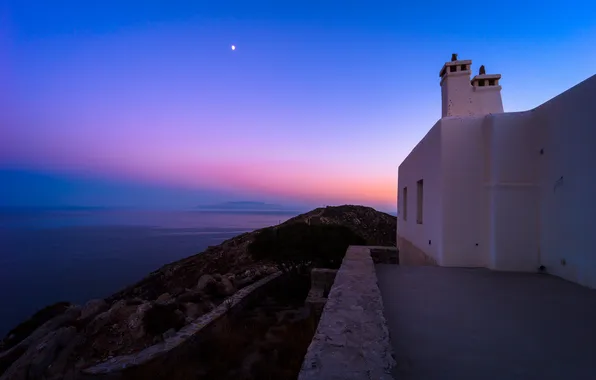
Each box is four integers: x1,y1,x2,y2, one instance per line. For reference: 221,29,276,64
470,65,504,114
439,53,474,117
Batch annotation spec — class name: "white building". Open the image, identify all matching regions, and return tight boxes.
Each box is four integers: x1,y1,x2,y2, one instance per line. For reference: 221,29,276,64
397,54,596,288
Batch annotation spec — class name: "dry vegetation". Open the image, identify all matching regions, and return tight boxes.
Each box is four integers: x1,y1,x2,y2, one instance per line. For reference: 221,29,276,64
0,205,397,379
159,274,316,380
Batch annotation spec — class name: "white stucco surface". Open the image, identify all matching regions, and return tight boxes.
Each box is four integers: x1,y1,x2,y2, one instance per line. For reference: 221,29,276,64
473,86,504,115
398,55,596,288
397,121,443,264
486,111,541,272
439,60,503,118
534,75,596,288
440,116,489,267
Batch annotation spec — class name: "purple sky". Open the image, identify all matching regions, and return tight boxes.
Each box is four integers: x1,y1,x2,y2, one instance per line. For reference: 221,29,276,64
1,1,595,211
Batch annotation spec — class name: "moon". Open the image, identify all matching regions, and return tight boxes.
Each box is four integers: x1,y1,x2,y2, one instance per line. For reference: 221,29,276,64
231,45,236,51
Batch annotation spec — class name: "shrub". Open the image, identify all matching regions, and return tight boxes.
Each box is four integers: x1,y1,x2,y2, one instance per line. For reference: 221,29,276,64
248,223,365,274
142,303,185,336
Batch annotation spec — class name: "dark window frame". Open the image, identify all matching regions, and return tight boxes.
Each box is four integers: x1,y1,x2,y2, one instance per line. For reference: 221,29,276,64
416,179,424,225
403,187,408,221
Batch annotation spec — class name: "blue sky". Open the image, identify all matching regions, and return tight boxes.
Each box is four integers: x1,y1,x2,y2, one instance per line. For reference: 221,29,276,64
1,0,595,211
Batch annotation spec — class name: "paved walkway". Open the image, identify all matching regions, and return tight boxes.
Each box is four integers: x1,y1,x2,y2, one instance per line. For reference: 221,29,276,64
376,265,596,380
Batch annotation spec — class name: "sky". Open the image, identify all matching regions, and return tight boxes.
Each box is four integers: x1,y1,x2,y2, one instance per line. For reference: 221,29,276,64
1,0,595,212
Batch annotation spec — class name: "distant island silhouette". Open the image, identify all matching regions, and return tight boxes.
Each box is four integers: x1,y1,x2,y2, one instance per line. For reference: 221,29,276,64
195,201,289,211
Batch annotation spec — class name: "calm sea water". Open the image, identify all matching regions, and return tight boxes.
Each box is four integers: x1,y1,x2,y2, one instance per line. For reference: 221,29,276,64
0,209,297,336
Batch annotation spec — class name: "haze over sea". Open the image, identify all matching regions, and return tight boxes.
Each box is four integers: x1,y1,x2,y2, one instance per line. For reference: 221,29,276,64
0,208,299,336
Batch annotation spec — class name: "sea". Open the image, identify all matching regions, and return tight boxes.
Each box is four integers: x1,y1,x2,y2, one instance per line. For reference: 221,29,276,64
0,208,298,337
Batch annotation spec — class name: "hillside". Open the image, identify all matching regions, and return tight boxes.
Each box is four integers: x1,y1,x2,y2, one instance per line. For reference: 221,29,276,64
110,205,396,300
0,205,396,379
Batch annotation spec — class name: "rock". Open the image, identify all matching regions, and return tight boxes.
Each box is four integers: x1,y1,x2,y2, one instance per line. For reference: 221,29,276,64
44,334,84,379
78,299,107,321
201,302,216,313
127,302,152,339
216,277,236,296
155,293,172,305
196,274,216,292
109,300,127,315
243,269,254,278
176,289,203,304
86,300,126,336
223,273,236,285
126,298,145,306
174,310,186,322
212,273,223,281
235,278,252,289
0,302,73,354
162,328,177,340
1,326,77,380
142,304,186,337
183,303,201,320
0,306,80,374
237,267,269,286
262,266,278,275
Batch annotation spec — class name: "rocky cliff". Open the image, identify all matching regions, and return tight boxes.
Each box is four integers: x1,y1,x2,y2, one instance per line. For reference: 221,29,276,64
109,205,395,301
0,205,396,380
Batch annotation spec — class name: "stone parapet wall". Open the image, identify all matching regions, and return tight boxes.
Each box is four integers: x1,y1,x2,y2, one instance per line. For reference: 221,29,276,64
81,272,283,379
398,237,438,266
298,246,396,380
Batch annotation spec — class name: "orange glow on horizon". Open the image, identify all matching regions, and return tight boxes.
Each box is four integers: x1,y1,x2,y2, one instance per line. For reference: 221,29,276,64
24,151,399,210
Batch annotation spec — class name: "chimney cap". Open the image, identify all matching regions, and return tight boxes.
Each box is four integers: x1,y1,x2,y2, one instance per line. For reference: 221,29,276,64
451,53,458,61
439,58,472,78
471,73,501,81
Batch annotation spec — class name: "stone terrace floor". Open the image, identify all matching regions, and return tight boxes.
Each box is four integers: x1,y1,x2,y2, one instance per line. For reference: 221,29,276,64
376,265,596,380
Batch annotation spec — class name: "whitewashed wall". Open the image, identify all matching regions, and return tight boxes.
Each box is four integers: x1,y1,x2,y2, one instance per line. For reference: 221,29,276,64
440,116,490,267
397,120,443,264
398,63,596,288
534,75,596,288
485,111,541,272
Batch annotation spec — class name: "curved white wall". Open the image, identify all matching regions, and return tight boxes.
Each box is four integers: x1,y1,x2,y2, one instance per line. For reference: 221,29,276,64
485,112,541,272
534,75,596,288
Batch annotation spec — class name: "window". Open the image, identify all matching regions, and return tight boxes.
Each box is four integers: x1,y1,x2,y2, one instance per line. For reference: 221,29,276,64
402,187,408,221
488,79,495,86
460,64,467,71
416,179,424,224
